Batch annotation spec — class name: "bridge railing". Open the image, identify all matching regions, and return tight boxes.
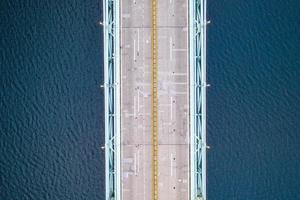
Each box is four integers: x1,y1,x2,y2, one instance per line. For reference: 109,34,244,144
103,0,120,199
189,0,207,199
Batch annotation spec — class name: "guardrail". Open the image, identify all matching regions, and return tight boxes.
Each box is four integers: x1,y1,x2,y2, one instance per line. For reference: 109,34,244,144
103,0,120,199
189,0,207,199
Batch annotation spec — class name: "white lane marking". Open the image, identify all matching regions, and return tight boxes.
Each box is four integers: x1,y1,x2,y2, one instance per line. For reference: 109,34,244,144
137,89,140,112
143,126,146,200
123,13,131,18
172,73,187,76
173,48,187,51
170,0,173,3
133,39,136,61
137,149,140,173
174,159,176,176
133,96,136,118
120,0,123,195
143,113,146,200
185,1,190,198
134,153,137,176
124,44,131,48
171,91,187,95
170,96,173,121
169,36,173,61
137,28,140,52
172,82,188,85
170,153,173,176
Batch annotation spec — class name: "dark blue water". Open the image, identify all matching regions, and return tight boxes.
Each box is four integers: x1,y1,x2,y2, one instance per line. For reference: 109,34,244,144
0,0,299,199
1,0,105,199
207,0,300,199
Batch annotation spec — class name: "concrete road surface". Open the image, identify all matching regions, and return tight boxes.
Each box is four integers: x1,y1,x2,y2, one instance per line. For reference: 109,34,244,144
121,0,189,199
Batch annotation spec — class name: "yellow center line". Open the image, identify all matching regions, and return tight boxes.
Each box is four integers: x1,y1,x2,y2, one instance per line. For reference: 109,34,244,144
151,0,158,199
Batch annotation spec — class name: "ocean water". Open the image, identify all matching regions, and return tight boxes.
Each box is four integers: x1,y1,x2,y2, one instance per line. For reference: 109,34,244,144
0,0,299,200
1,0,105,199
207,0,300,199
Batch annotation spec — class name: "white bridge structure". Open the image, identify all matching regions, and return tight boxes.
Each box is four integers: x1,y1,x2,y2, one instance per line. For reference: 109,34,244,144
103,0,208,199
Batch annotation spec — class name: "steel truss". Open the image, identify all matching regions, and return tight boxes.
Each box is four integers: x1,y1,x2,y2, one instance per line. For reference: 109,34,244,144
189,0,207,199
103,0,207,198
104,0,120,200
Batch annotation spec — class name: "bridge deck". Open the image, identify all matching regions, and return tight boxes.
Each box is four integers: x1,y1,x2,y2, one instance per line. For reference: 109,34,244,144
120,0,190,199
